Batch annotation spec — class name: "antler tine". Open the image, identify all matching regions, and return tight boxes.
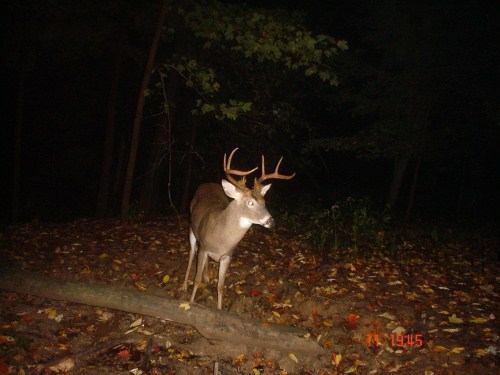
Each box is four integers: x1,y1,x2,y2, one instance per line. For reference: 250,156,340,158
223,148,258,186
257,155,296,185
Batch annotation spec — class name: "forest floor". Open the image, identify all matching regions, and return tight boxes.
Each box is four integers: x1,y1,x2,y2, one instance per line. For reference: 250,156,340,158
0,217,498,374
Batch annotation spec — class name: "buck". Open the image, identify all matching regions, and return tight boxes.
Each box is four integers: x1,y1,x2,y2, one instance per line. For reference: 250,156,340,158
181,148,295,309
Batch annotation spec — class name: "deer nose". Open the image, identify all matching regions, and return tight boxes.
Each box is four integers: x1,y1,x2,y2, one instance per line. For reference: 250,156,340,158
264,217,275,228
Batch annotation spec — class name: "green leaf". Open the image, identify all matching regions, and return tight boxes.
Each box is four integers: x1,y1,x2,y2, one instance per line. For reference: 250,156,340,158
336,39,349,51
319,71,330,81
201,103,215,113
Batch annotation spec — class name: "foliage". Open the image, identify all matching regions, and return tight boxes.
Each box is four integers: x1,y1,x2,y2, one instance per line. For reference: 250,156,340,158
281,197,391,258
183,1,345,83
156,1,347,123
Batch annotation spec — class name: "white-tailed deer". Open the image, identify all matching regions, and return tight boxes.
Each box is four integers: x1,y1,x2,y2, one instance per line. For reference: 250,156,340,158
181,148,295,309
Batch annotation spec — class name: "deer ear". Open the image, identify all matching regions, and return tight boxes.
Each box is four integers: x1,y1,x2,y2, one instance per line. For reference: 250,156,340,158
221,179,243,199
260,183,272,196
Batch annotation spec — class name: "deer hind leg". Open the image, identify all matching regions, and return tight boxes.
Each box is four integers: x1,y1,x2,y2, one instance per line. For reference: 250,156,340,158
181,228,197,292
190,248,209,304
202,255,210,284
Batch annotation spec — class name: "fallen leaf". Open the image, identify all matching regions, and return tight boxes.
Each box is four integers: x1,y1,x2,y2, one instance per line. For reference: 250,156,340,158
97,311,114,321
117,349,130,359
442,328,461,333
162,274,170,283
449,314,464,324
80,266,92,275
137,328,153,336
288,353,298,363
332,353,342,366
347,313,359,328
391,326,406,335
272,302,292,308
130,318,142,327
380,312,396,320
179,303,191,310
485,346,498,355
388,280,402,285
433,346,449,352
0,336,14,343
470,316,489,324
387,364,403,372
474,348,488,357
136,340,147,351
48,358,75,372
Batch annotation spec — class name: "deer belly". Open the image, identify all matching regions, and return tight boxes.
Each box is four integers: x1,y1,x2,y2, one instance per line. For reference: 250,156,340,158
206,248,234,262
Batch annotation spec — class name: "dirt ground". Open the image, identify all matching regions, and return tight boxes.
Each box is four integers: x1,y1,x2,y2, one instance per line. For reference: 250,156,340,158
0,217,498,374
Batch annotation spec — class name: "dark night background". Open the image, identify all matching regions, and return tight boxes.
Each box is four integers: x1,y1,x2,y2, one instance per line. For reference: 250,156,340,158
1,0,498,226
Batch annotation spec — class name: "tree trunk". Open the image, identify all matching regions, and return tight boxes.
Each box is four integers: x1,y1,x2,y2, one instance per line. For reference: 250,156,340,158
139,69,184,215
456,161,466,216
96,55,121,217
12,67,27,221
0,269,326,357
179,117,196,213
121,1,168,222
111,136,126,210
386,154,410,209
139,122,167,215
404,155,421,223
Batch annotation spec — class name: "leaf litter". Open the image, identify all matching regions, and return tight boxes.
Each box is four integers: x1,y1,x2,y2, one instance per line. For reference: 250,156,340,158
0,217,498,373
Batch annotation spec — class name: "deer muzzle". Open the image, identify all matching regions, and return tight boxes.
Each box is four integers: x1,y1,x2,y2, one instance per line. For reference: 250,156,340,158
264,216,275,228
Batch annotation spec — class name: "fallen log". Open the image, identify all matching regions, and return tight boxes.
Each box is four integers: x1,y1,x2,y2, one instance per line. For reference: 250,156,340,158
0,268,326,357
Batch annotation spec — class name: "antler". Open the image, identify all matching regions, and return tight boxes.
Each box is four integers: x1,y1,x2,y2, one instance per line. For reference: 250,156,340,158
223,148,258,187
256,155,296,185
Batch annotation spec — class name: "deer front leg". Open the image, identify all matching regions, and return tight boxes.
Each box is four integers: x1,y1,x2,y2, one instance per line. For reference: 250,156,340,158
190,248,209,304
181,229,197,292
217,256,232,310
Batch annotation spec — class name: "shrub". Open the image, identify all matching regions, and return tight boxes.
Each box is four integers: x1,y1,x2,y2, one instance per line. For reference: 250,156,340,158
280,197,391,260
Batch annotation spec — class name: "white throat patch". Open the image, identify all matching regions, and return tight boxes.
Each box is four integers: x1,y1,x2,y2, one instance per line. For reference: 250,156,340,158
239,217,252,229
